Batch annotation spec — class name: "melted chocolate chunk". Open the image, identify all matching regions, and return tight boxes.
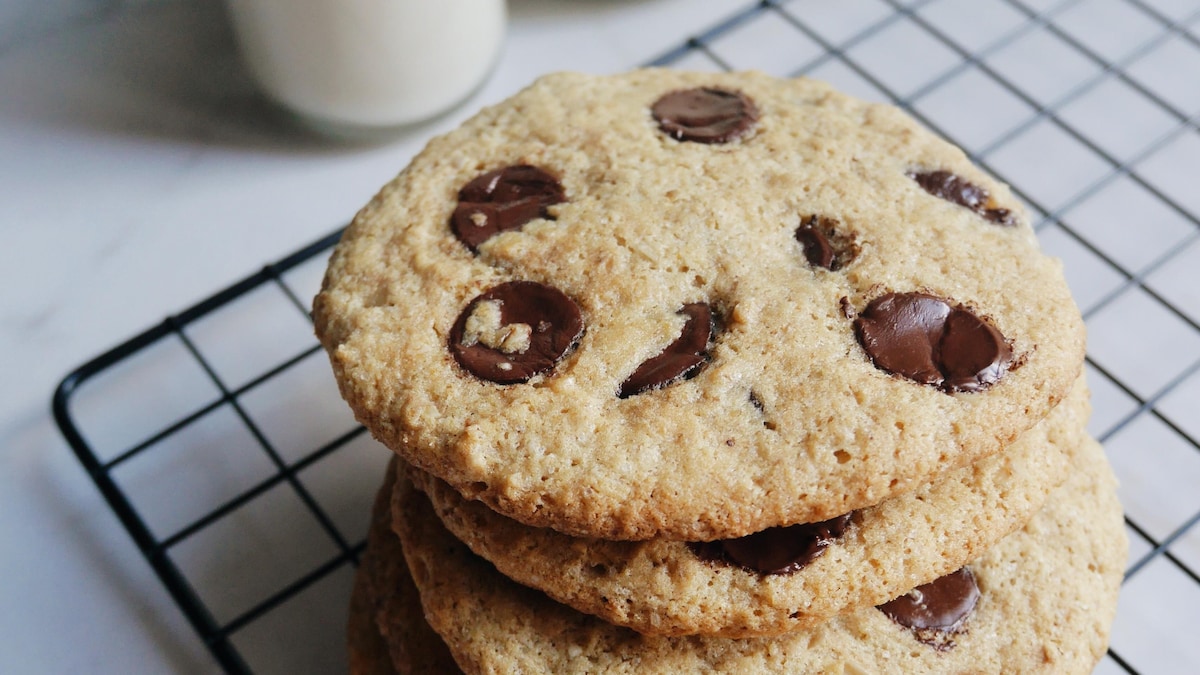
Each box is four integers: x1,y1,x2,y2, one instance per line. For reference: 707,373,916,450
854,293,1011,393
651,88,758,144
796,219,834,269
619,303,712,398
689,513,852,575
911,171,986,211
878,567,979,648
981,206,1014,225
451,165,565,251
449,281,583,384
910,170,1016,226
794,216,856,270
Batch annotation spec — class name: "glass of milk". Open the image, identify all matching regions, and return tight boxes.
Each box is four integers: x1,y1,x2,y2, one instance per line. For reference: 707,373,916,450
222,0,506,135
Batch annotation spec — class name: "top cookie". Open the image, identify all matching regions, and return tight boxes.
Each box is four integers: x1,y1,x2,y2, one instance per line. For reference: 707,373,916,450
314,69,1085,541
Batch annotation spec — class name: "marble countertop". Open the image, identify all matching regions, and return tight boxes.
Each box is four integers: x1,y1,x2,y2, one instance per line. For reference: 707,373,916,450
0,1,748,671
5,0,1200,672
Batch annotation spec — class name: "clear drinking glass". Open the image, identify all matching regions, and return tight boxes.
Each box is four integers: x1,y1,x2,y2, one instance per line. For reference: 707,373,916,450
223,0,507,135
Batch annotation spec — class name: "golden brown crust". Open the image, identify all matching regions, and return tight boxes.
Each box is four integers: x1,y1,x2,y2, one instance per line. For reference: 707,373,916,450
347,569,398,675
404,377,1089,637
349,462,461,674
390,437,1126,674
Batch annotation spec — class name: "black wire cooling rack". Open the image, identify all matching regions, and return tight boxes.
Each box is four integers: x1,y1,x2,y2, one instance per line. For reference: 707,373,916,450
54,0,1200,672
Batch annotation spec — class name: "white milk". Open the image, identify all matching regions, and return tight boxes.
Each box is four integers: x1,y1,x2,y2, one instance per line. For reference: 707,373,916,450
223,0,506,131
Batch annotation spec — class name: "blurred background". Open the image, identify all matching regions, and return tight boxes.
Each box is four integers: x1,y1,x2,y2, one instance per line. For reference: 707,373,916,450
3,0,1199,672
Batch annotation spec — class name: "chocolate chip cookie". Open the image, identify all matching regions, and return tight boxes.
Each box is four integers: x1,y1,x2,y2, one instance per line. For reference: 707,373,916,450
347,565,396,675
314,69,1086,541
403,376,1088,637
347,463,460,674
391,435,1125,673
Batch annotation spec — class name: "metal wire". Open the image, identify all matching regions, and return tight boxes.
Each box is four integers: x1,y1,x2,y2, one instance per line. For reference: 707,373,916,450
54,1,1200,672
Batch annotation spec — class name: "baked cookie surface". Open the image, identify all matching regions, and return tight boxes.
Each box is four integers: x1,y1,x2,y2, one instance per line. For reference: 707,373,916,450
348,464,461,675
403,377,1088,637
314,69,1086,540
391,436,1126,674
347,563,397,675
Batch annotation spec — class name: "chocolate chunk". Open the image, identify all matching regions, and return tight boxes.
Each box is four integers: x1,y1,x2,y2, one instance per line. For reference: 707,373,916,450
981,206,1014,225
794,216,856,270
796,219,834,269
689,513,852,575
651,88,758,144
854,293,1010,393
878,567,979,646
839,296,855,319
451,165,565,251
909,170,1016,226
911,171,986,211
748,390,766,413
450,281,583,384
619,303,712,398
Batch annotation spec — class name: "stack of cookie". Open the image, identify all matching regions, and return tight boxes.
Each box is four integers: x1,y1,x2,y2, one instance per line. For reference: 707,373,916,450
314,70,1127,674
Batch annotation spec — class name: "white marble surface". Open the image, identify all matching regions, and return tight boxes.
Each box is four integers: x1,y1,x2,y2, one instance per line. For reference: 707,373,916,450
0,1,748,671
5,0,1200,672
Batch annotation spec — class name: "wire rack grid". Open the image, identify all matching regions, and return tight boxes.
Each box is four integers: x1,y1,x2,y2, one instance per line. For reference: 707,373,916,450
53,0,1200,673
